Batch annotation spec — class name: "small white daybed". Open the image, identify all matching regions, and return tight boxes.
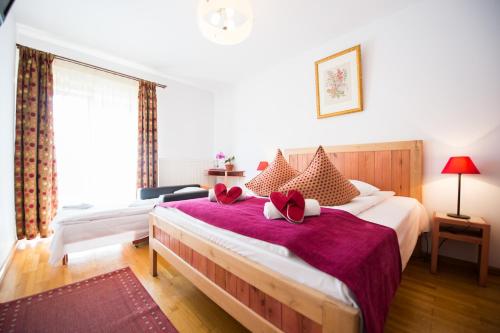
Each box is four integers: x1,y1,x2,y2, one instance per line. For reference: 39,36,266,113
48,184,209,265
49,203,154,265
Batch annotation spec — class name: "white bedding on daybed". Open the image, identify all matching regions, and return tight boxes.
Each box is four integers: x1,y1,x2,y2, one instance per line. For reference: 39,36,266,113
49,203,155,265
153,193,429,312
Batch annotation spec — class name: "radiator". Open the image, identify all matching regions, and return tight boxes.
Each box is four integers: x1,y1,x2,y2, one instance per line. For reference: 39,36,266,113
158,159,213,186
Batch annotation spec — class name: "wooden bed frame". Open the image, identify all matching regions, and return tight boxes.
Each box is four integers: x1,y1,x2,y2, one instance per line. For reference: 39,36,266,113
149,140,423,333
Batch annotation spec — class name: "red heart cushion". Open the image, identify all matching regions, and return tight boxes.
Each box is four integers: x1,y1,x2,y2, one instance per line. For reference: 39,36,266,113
214,183,243,205
269,190,305,224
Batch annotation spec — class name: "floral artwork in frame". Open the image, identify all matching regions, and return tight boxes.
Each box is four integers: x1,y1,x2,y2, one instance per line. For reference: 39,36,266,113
315,45,363,118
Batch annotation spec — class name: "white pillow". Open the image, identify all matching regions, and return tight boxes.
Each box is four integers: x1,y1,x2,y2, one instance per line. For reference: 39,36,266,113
173,186,206,194
349,180,380,196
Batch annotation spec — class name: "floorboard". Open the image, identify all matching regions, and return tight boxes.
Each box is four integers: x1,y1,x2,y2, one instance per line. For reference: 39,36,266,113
0,239,498,332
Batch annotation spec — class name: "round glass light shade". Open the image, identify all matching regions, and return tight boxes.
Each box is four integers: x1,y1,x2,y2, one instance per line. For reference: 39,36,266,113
198,0,253,45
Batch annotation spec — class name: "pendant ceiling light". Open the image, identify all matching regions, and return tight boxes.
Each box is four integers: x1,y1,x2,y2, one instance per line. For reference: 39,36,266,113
198,0,253,45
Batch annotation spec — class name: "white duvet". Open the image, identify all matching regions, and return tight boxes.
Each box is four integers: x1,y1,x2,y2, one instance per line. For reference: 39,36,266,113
155,191,398,258
52,205,154,226
153,193,430,316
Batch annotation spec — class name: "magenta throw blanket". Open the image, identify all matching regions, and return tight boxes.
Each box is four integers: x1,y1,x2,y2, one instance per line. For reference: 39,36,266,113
159,197,401,333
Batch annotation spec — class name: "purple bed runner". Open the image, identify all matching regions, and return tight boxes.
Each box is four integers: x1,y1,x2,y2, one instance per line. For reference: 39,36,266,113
159,197,401,333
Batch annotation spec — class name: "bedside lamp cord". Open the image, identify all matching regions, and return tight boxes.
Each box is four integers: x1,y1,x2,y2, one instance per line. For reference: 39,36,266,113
438,225,471,249
423,224,473,261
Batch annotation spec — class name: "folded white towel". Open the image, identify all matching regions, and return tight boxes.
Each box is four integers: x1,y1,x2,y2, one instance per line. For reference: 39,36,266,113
263,199,321,220
208,188,247,202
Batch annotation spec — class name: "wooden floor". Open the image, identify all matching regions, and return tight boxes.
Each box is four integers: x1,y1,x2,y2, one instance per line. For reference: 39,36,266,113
0,239,499,333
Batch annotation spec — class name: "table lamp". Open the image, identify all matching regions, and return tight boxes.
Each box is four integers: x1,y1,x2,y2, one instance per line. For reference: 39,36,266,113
441,156,480,219
257,161,269,171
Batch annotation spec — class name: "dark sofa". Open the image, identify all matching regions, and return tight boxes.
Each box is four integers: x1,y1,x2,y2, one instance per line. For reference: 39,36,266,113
137,184,209,202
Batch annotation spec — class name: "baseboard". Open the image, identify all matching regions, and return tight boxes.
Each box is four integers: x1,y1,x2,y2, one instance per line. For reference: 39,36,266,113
0,240,18,286
417,233,500,276
441,255,500,276
489,265,500,276
416,251,500,276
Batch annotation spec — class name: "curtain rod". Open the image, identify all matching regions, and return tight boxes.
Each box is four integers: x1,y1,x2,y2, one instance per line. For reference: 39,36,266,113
16,44,167,89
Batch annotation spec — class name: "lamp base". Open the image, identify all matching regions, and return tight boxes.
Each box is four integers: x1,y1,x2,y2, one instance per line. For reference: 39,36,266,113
447,213,470,220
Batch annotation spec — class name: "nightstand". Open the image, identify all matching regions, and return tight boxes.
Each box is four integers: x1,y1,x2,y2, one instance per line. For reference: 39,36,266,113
431,212,491,286
207,169,245,185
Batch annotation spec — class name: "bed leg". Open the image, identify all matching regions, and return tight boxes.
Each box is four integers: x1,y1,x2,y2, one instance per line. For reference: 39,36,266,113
62,254,68,265
149,215,157,277
133,236,149,248
150,248,158,277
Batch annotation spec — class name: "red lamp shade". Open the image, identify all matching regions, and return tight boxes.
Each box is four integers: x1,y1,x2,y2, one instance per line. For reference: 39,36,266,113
257,161,269,171
441,156,480,174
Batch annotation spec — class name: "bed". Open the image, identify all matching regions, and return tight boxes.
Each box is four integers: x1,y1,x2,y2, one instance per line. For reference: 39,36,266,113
49,184,209,266
49,204,153,265
149,140,426,333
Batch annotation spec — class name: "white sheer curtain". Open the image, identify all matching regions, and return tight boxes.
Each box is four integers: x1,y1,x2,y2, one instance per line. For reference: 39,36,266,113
53,60,138,206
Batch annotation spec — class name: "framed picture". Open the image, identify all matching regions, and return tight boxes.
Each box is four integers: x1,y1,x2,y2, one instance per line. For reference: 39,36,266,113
315,45,363,118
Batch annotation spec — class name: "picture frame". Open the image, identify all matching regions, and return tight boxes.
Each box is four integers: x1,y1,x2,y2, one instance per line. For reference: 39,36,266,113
315,45,363,118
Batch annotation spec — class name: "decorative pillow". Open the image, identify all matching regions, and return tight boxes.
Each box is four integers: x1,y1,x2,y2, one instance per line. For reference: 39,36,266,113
278,146,360,206
245,149,300,196
173,187,207,194
349,180,380,196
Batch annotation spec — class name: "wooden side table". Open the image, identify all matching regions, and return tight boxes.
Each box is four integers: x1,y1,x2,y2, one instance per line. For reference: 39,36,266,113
431,212,490,286
207,169,245,185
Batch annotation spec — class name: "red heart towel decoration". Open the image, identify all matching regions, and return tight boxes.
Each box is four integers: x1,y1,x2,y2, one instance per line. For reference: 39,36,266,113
269,190,306,224
214,183,243,205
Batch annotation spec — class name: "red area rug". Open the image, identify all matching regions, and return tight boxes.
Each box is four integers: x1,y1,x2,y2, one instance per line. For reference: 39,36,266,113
0,267,177,333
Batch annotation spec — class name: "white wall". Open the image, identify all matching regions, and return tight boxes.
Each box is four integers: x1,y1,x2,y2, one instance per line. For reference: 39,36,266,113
213,86,236,156
214,0,500,267
157,79,214,185
17,29,215,189
0,12,18,271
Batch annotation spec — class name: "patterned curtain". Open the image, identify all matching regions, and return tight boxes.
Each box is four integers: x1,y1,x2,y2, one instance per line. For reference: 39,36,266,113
137,80,158,189
15,46,58,239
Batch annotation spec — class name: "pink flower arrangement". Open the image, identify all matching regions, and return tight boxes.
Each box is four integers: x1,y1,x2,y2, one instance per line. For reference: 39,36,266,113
216,152,225,160
335,68,345,81
326,67,347,99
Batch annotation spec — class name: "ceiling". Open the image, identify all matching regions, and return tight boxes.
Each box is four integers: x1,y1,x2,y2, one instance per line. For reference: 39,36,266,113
14,0,419,88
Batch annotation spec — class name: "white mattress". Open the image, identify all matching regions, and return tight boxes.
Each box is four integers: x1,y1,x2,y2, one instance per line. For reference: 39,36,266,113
49,204,153,265
153,195,429,311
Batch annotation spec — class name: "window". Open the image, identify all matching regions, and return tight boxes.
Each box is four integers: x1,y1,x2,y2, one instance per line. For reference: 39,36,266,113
53,60,138,205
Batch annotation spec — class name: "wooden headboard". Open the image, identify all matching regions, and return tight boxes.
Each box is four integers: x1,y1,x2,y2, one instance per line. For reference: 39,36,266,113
284,140,423,202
